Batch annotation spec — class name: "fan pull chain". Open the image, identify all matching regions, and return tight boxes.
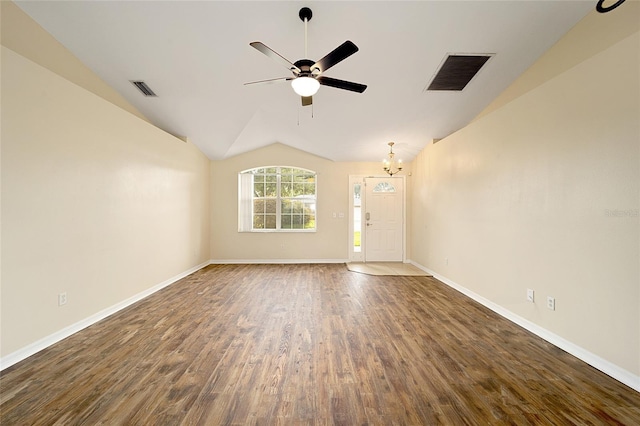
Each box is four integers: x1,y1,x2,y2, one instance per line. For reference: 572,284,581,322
296,103,313,124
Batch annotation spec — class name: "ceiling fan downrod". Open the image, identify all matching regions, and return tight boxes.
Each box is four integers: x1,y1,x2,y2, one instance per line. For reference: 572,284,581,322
299,7,312,59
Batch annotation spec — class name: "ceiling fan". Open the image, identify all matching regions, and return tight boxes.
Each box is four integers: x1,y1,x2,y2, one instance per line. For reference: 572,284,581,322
245,7,367,107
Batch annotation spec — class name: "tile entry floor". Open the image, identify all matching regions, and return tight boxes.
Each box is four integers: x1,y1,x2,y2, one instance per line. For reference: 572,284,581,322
346,262,430,276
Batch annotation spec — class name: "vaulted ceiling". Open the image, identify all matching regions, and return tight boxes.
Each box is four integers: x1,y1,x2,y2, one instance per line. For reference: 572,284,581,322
16,1,594,162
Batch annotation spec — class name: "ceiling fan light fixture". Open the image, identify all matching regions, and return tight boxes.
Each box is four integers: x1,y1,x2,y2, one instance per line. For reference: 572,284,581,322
291,76,320,97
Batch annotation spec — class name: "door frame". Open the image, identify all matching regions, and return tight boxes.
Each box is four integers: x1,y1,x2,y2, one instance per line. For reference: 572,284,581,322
348,175,407,263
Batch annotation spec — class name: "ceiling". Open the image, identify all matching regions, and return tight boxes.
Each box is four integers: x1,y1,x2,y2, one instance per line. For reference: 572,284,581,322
16,1,594,162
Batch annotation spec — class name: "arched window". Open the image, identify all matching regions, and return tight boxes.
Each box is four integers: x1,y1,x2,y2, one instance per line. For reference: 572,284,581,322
239,167,316,232
373,182,396,192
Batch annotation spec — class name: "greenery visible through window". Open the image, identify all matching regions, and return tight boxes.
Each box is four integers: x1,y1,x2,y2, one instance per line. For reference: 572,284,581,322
239,167,316,232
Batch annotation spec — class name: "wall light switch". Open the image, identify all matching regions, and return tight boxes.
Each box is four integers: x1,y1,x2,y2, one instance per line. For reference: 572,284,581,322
527,289,534,302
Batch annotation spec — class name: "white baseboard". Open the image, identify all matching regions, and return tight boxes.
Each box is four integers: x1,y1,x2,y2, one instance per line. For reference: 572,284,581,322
209,258,348,264
0,260,210,371
408,260,640,393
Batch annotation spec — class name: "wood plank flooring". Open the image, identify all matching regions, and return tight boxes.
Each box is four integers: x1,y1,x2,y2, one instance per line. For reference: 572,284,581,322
1,263,638,425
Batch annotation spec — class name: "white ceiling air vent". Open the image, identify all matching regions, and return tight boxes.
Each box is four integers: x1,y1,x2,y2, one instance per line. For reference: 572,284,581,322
130,80,157,97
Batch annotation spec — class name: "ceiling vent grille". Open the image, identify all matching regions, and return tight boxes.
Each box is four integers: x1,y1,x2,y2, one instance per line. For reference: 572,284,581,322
426,54,492,91
130,80,157,97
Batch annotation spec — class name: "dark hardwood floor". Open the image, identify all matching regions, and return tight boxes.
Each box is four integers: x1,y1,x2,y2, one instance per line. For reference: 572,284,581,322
1,264,638,425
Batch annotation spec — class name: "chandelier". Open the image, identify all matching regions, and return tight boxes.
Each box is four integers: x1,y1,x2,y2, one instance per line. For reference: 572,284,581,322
382,142,403,176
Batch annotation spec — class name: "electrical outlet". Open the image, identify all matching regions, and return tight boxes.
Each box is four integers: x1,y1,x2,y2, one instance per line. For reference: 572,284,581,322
445,258,449,266
546,296,555,311
527,289,535,302
58,292,67,306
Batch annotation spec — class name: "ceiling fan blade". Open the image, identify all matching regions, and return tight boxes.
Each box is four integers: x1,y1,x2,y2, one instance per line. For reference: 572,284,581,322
317,76,367,93
244,77,293,86
301,96,313,107
312,41,359,74
250,42,301,73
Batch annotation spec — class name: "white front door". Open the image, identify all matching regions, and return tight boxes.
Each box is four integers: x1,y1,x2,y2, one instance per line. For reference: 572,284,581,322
364,177,403,262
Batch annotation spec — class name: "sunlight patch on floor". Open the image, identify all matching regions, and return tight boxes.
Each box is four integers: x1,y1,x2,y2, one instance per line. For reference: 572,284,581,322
346,262,430,276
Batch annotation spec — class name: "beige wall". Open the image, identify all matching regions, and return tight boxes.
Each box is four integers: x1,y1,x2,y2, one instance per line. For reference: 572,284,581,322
475,4,640,121
410,7,639,377
210,143,386,261
0,1,147,121
1,45,210,357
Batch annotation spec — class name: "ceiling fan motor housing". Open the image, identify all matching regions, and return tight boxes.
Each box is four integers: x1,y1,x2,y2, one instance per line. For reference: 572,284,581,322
293,59,318,77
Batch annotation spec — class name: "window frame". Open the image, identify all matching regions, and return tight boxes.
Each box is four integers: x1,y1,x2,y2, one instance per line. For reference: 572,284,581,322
238,166,317,233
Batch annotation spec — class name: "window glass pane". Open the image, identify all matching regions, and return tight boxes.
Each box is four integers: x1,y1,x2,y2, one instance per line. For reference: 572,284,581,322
265,199,277,213
265,215,276,229
353,183,361,252
293,183,304,195
305,200,316,214
373,182,396,192
306,199,316,229
265,182,277,197
303,200,316,229
281,214,292,229
253,215,264,229
254,199,264,214
265,167,278,174
253,183,264,197
304,183,315,196
282,199,292,214
304,214,316,229
281,183,293,197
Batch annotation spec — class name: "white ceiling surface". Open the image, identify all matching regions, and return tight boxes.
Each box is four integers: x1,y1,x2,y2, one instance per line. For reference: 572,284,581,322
16,1,593,162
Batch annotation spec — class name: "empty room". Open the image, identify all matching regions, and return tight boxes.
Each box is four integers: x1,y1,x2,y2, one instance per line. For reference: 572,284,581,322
1,0,638,424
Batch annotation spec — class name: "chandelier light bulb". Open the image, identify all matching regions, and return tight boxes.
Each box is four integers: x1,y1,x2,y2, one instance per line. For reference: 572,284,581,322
291,77,320,97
